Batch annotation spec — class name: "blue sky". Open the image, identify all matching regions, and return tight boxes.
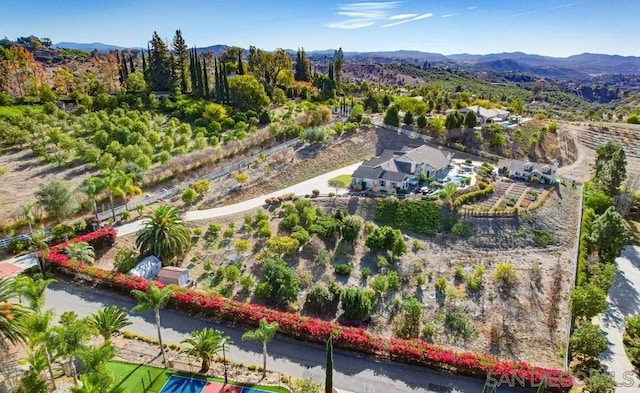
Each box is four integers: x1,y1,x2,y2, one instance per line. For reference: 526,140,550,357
1,0,638,57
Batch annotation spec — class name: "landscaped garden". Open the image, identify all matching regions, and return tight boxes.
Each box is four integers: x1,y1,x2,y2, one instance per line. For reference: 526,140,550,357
40,165,581,389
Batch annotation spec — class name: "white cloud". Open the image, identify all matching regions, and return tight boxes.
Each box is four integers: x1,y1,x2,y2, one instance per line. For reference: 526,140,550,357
505,10,536,18
327,1,401,29
326,20,376,29
467,6,478,10
551,1,587,9
441,13,458,18
382,12,432,27
389,13,418,20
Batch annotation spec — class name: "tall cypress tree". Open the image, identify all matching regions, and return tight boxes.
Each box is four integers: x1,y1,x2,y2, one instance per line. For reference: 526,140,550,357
333,47,344,84
202,56,209,98
295,47,311,81
237,51,245,75
141,48,147,76
128,55,135,74
116,50,125,84
325,337,333,393
223,62,230,104
172,29,189,93
328,61,334,82
214,57,222,102
189,47,198,94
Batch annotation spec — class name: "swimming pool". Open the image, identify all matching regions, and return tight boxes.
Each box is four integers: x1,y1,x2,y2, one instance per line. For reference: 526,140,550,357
449,176,467,184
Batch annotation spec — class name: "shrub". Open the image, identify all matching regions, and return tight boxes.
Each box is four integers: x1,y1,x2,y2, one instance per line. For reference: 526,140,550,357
334,263,352,276
239,274,255,292
416,275,426,287
412,239,425,252
375,199,441,235
435,277,448,296
360,267,372,279
466,264,486,292
312,189,320,197
453,265,465,282
314,248,332,268
365,226,406,256
494,262,518,288
585,371,616,393
192,228,203,237
182,187,198,204
387,271,400,290
224,265,241,282
341,288,373,321
207,223,221,237
452,223,472,238
533,229,555,246
257,257,300,305
570,321,607,359
305,284,335,313
113,248,138,273
8,237,30,255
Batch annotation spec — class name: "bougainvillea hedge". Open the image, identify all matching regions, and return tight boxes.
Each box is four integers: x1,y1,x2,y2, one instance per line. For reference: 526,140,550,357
44,227,573,390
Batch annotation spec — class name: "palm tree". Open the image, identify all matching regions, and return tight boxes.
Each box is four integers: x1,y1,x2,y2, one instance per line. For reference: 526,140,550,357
52,311,93,386
77,176,105,223
101,169,127,222
17,348,50,393
18,276,55,312
180,328,227,373
439,182,458,208
131,282,172,366
0,277,29,346
21,202,37,233
23,310,58,390
241,318,279,380
119,172,142,212
89,305,131,344
71,374,125,393
30,229,49,274
77,343,116,388
135,205,191,265
66,242,96,264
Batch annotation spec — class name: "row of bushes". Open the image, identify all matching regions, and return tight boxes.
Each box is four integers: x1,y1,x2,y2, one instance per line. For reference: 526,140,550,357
453,183,495,208
43,227,572,390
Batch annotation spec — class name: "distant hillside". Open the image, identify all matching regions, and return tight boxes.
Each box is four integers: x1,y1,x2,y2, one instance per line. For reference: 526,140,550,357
48,41,640,80
53,42,127,52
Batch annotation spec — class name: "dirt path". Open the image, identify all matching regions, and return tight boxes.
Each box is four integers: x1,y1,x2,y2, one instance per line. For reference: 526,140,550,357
556,122,596,181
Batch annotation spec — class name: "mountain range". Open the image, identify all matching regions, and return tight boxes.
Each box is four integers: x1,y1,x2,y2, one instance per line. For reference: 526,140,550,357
53,41,640,80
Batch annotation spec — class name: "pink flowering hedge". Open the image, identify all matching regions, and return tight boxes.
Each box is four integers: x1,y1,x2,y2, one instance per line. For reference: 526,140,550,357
45,227,573,390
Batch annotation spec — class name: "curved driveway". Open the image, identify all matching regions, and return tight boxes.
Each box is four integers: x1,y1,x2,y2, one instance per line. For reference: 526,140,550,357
117,162,363,237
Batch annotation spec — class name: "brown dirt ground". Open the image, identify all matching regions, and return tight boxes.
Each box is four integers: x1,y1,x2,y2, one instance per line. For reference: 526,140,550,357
108,180,579,369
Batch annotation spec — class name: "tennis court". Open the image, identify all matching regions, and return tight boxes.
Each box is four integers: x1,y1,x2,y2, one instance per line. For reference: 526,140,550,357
107,361,284,393
160,375,274,393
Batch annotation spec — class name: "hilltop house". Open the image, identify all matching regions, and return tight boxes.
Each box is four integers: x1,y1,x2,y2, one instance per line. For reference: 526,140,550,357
352,145,453,192
498,159,559,184
450,105,510,126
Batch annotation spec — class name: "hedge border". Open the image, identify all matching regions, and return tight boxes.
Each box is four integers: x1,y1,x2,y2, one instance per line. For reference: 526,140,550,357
43,227,573,390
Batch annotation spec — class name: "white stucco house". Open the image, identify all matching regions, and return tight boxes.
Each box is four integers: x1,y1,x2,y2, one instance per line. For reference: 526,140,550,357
351,145,453,192
451,105,510,125
498,159,559,184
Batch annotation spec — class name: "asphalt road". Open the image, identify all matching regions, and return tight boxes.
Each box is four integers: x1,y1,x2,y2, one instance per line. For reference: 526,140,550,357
43,279,531,393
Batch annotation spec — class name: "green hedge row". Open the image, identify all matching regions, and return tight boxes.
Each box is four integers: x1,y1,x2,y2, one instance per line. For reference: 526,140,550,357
453,183,495,208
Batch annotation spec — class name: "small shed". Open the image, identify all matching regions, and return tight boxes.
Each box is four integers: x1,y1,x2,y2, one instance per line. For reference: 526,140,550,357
156,267,190,287
128,256,162,280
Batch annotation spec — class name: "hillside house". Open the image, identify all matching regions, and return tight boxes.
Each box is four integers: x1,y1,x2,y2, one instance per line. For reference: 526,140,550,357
451,105,510,125
498,159,559,184
352,145,453,192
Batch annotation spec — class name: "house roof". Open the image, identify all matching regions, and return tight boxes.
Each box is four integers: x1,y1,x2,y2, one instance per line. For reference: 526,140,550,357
157,267,188,280
456,105,509,120
353,144,452,182
498,159,557,176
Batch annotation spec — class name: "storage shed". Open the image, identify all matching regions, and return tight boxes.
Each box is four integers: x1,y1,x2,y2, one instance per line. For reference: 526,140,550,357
156,266,190,287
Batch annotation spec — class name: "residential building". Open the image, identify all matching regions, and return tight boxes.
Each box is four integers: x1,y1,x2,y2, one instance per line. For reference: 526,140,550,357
498,159,559,184
352,145,453,192
450,105,510,125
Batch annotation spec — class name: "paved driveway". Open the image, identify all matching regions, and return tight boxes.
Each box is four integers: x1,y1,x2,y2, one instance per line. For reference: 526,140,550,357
595,245,640,391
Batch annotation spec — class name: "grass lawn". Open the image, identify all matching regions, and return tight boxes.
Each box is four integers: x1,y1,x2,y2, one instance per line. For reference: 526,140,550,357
328,174,352,187
107,361,289,393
